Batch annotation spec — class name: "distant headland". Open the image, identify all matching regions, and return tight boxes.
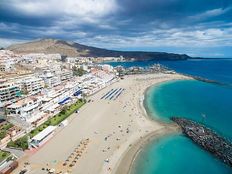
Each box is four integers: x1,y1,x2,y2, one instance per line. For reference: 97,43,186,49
7,38,191,61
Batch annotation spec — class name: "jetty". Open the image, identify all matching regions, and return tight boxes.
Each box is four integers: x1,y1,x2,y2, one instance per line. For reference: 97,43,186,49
171,117,232,167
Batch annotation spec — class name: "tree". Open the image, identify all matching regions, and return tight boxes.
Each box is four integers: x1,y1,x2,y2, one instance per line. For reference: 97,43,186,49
72,66,86,76
61,105,68,115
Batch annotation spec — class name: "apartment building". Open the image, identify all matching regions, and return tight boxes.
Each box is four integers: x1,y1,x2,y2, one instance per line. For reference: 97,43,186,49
60,70,73,81
6,96,43,123
0,80,21,107
0,50,20,72
19,76,45,95
0,56,15,72
39,70,61,88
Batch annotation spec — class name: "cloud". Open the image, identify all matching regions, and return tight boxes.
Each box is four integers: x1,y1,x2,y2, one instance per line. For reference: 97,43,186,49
1,0,119,24
189,7,231,21
0,0,231,57
81,27,232,49
0,37,27,47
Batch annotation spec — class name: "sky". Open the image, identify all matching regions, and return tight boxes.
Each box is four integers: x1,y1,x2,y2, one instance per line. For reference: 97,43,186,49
0,0,232,58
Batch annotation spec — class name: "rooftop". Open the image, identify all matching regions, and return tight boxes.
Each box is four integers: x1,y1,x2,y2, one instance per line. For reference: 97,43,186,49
31,126,57,141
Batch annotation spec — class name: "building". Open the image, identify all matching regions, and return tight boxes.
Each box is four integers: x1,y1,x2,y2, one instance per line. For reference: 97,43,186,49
101,64,114,72
30,126,57,147
19,76,45,95
21,53,61,62
60,70,73,81
0,80,21,108
0,61,14,72
39,70,61,88
0,51,16,72
66,57,77,63
6,96,43,123
91,69,115,84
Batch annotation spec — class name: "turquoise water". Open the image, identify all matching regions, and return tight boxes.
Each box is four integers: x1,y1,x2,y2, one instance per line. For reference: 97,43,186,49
133,80,232,174
107,59,232,173
146,80,232,140
132,135,232,174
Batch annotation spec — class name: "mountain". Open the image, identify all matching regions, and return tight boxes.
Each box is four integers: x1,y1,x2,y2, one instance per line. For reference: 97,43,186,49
7,39,191,60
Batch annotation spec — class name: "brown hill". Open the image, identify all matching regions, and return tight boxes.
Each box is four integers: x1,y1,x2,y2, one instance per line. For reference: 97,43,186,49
7,39,191,60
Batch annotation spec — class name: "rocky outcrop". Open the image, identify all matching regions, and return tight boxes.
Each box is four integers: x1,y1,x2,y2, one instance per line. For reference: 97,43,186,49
172,117,232,167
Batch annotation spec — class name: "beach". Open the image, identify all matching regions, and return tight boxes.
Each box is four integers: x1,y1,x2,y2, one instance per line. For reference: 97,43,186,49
13,73,190,174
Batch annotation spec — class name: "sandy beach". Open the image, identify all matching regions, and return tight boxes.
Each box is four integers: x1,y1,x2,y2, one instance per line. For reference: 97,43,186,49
13,73,190,174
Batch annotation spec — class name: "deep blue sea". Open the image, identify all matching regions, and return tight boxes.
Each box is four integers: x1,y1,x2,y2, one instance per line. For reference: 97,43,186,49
107,59,232,174
108,59,232,85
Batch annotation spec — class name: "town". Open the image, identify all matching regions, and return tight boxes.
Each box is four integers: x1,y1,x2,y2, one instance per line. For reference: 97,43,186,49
0,49,122,173
0,49,170,173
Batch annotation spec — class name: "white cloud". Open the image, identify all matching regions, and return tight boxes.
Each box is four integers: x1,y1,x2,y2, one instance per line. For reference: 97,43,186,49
0,22,20,33
3,0,118,18
0,38,27,47
1,0,120,34
80,27,232,49
189,7,231,21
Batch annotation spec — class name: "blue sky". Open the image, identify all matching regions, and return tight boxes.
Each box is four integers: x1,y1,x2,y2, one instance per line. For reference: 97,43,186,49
0,0,232,58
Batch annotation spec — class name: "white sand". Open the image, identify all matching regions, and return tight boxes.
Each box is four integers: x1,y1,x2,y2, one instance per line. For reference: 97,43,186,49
13,73,190,174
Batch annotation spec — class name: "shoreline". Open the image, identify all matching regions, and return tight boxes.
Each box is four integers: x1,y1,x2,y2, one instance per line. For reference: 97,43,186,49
114,75,190,174
12,73,191,174
142,79,183,124
115,126,180,174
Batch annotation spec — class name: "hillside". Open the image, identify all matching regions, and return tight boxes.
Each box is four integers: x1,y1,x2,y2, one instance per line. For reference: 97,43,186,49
7,39,191,60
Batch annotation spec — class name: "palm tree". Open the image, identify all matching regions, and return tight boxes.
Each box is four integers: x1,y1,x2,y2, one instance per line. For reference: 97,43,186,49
61,105,68,114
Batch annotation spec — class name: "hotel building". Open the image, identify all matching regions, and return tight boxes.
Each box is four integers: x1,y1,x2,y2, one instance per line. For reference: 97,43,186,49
0,80,21,108
0,80,21,118
0,51,16,72
19,76,45,95
39,70,61,88
6,96,43,123
60,70,73,82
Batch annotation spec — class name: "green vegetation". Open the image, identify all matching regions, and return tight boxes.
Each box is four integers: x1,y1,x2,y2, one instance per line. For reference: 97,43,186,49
0,132,7,140
72,66,86,76
7,99,85,150
49,100,85,125
30,100,85,137
0,123,13,139
0,150,11,162
7,135,28,150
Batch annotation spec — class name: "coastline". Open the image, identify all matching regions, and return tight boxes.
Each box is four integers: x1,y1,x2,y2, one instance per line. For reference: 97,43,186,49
113,75,190,174
114,126,180,174
13,73,191,174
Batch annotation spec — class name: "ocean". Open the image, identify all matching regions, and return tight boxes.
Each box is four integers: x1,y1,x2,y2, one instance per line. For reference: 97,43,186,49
107,59,232,174
108,59,232,84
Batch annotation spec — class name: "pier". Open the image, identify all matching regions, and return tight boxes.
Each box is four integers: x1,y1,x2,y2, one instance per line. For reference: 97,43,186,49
171,117,232,167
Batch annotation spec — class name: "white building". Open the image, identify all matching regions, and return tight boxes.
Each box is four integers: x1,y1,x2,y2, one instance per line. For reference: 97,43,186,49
39,70,61,88
91,69,115,84
101,64,114,72
21,53,61,62
0,80,21,108
30,126,57,147
59,70,73,81
66,57,77,63
6,96,43,123
0,50,17,72
16,76,45,95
